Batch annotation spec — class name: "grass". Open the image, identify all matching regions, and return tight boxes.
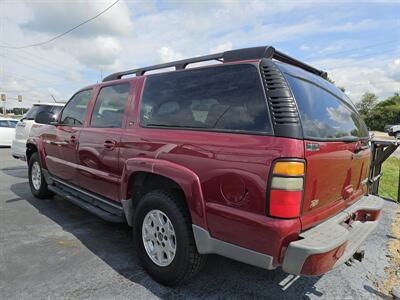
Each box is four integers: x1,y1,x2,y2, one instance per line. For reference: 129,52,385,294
379,156,400,201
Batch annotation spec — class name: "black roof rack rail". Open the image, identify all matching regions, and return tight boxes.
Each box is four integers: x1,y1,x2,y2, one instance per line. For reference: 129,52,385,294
102,46,327,82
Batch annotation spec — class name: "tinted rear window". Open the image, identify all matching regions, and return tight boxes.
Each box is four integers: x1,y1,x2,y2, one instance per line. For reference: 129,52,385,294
277,63,369,140
278,65,368,140
140,64,271,134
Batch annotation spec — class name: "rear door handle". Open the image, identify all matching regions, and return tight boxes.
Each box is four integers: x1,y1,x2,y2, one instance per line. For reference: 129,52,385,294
103,140,117,149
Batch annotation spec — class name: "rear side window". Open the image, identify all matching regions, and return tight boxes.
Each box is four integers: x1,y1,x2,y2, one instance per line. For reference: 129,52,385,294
90,83,130,128
60,89,92,126
140,64,271,133
285,75,368,140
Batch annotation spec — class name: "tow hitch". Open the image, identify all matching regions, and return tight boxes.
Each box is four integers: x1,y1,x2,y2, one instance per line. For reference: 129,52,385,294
345,249,365,266
353,249,365,262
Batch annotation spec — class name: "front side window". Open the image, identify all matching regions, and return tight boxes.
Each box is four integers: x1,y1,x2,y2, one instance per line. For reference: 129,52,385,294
60,89,92,126
140,64,271,133
284,74,368,140
90,83,130,128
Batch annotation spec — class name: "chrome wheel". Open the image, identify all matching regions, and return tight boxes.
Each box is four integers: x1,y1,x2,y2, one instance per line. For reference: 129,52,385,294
31,161,42,191
142,209,176,267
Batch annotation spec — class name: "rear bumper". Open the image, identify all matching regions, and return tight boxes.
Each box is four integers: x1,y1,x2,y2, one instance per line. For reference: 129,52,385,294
282,194,384,276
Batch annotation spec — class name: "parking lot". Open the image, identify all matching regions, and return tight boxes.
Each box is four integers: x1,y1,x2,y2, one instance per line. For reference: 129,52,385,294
0,147,398,299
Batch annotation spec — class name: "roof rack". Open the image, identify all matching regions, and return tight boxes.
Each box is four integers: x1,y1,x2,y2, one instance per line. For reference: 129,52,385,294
102,46,327,82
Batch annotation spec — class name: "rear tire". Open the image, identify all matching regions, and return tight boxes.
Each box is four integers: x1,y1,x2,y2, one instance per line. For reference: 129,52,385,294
28,152,53,199
133,190,207,286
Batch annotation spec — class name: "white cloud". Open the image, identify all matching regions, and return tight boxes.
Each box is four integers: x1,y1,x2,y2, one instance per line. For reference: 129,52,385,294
157,47,183,63
210,42,233,53
22,0,133,37
327,105,351,123
315,56,400,101
70,36,123,69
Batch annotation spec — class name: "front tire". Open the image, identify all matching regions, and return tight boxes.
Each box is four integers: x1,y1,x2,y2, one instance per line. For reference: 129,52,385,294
133,190,207,286
28,152,53,199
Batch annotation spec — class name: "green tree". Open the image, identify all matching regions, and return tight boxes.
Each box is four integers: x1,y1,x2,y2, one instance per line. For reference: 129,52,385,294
356,92,378,117
363,93,400,131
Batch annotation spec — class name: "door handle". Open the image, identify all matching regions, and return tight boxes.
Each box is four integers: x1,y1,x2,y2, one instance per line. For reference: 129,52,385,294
103,140,117,149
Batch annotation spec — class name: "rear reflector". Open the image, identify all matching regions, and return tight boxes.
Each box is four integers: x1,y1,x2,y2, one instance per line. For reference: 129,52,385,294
269,190,302,218
273,162,304,176
271,177,303,190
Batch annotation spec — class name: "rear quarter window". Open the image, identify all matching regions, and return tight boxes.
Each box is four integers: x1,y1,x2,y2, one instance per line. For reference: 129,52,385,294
140,64,272,134
278,65,368,140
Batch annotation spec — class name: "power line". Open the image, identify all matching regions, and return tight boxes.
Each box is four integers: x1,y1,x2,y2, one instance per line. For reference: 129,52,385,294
6,47,78,70
4,55,71,78
316,47,399,70
0,0,120,49
307,39,399,58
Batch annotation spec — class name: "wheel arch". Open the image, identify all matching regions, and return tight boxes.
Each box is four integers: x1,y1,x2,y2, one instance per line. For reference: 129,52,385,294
26,138,46,168
121,158,207,230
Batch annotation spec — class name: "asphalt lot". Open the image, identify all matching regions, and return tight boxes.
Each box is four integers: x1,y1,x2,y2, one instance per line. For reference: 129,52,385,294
0,147,398,300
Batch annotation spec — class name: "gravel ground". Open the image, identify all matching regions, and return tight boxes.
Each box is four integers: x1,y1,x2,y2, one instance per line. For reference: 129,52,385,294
0,147,398,300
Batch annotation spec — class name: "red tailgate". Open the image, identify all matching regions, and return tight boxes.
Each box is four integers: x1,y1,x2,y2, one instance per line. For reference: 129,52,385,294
301,140,370,230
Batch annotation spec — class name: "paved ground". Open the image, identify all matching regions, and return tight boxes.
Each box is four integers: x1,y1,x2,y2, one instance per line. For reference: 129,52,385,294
0,147,398,300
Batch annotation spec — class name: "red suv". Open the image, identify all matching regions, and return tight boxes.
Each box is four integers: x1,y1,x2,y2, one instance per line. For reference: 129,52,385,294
27,46,383,286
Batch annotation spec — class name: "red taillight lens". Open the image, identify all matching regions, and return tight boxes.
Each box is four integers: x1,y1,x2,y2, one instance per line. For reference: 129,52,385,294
269,190,302,218
268,160,305,219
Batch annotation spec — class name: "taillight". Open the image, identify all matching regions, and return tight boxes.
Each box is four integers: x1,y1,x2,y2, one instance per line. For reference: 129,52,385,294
268,160,305,219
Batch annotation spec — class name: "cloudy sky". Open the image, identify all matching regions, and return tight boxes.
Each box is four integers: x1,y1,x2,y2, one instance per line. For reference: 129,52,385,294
0,0,399,108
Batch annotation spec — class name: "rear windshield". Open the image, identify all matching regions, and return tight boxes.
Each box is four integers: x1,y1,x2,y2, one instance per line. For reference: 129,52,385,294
24,105,61,120
140,64,272,134
278,63,369,140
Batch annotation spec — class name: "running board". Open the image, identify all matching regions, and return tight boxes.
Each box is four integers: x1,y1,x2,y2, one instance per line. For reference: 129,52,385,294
47,180,126,223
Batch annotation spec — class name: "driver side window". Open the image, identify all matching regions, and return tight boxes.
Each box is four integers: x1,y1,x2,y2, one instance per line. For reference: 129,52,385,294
60,89,93,126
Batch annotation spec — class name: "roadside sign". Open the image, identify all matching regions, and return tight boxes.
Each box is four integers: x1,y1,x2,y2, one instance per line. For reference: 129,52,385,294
17,95,22,102
1,94,5,101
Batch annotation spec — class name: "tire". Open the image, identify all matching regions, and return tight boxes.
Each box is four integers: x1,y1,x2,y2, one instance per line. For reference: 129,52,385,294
133,190,207,286
28,152,53,199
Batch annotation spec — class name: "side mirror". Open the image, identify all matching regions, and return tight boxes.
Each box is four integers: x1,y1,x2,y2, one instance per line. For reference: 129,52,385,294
34,111,57,125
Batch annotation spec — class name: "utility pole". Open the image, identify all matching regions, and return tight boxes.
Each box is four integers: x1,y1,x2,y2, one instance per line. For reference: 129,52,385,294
398,156,400,202
1,93,6,116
